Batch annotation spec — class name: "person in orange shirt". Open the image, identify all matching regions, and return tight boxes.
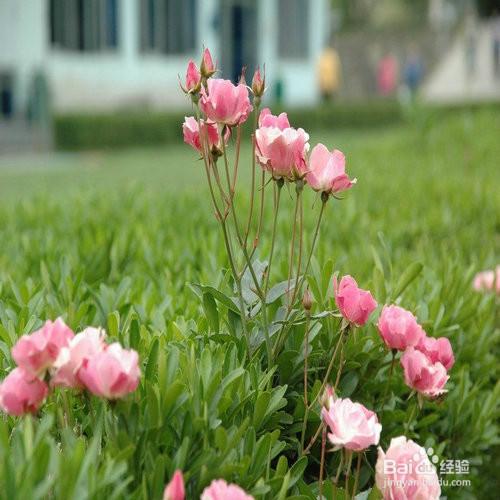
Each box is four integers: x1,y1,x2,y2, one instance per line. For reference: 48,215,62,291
317,46,342,101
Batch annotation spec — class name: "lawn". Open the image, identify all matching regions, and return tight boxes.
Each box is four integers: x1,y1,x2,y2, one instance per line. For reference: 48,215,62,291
0,107,498,499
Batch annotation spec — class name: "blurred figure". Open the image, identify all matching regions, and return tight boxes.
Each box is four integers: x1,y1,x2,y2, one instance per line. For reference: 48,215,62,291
464,6,477,77
492,10,500,79
317,46,342,102
403,46,424,101
377,53,398,96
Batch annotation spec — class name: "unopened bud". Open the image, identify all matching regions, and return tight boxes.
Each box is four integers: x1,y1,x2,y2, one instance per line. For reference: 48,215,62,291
320,385,335,409
251,67,265,98
182,60,201,95
200,48,216,78
302,288,313,311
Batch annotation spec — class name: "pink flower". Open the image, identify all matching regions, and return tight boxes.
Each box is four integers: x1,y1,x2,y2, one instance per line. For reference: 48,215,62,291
377,305,425,351
333,275,377,326
201,480,253,500
258,108,290,130
200,79,252,126
255,114,309,180
306,144,356,194
251,68,265,97
0,367,48,416
12,318,74,376
164,470,185,500
473,266,500,294
200,48,216,78
183,116,221,154
401,347,449,397
321,397,382,451
415,335,454,371
183,60,201,94
52,327,107,389
375,436,441,500
78,343,140,399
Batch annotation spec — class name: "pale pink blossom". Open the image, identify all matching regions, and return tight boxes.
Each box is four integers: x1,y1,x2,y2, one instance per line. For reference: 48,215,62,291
377,305,425,351
306,144,356,194
255,121,309,180
334,275,377,326
375,436,441,500
12,318,74,376
182,116,221,154
321,397,382,451
473,266,500,294
401,347,449,397
200,78,252,126
163,470,185,500
258,108,290,130
201,479,253,500
415,335,454,371
52,327,107,389
78,343,140,399
0,367,48,416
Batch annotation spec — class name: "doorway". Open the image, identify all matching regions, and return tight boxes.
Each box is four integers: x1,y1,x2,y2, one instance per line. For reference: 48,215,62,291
220,0,258,83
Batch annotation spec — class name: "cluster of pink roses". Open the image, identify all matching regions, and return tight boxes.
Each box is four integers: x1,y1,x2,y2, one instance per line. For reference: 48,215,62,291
320,392,441,499
333,274,454,398
0,318,140,416
163,472,252,500
181,49,355,197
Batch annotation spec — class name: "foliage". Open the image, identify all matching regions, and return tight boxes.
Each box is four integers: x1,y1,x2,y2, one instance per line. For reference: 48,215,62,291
0,108,498,498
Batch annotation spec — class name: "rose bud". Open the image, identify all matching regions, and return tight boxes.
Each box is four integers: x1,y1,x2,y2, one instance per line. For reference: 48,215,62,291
164,470,185,500
200,47,216,78
201,479,254,500
251,67,265,98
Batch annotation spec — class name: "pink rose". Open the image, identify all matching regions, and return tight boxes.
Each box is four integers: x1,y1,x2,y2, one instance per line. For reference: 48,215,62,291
200,48,216,78
415,335,454,371
182,116,221,154
401,347,449,397
12,318,74,376
306,144,356,194
201,480,253,500
183,60,201,94
200,78,252,126
473,266,500,294
333,275,377,326
377,305,425,351
0,367,48,416
255,124,309,180
321,397,382,451
52,327,107,389
375,436,441,500
258,108,289,130
164,470,185,500
78,343,140,399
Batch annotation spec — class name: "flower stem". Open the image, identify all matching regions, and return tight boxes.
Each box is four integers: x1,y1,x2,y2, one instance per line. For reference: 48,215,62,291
352,453,362,498
319,427,327,500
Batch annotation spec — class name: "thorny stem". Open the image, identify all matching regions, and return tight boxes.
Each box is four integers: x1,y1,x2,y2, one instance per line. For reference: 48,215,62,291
334,449,344,486
286,190,301,306
345,450,353,498
263,184,282,296
289,188,304,307
352,453,362,498
380,350,397,412
244,105,260,247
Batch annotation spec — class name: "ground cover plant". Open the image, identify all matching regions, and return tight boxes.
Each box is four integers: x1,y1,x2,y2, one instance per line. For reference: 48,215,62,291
0,50,498,499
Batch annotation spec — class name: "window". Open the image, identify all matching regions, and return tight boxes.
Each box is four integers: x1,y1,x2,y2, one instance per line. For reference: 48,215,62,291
278,0,309,59
49,0,119,52
0,72,14,118
140,0,196,55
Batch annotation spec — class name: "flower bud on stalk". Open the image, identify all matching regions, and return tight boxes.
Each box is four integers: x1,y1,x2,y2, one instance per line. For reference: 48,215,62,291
200,48,216,79
252,67,266,107
302,288,313,312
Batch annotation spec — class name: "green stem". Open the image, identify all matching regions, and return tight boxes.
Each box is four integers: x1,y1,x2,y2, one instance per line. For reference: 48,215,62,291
286,190,301,306
352,453,362,498
319,427,327,500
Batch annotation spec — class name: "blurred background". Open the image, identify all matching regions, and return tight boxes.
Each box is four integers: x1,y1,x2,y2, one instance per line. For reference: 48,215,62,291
0,0,499,152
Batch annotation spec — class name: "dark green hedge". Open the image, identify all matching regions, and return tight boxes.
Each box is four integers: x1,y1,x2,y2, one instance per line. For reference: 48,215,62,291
54,100,404,151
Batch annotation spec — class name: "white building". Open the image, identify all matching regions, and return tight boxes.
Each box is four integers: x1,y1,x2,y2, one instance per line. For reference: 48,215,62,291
0,0,329,119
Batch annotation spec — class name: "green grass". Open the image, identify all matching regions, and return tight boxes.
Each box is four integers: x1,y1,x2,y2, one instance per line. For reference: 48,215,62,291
0,107,498,499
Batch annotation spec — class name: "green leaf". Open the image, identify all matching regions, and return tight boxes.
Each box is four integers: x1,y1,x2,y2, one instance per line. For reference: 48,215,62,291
391,262,423,299
202,292,219,332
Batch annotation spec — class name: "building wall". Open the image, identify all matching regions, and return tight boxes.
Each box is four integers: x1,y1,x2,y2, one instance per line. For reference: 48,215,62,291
1,0,327,114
